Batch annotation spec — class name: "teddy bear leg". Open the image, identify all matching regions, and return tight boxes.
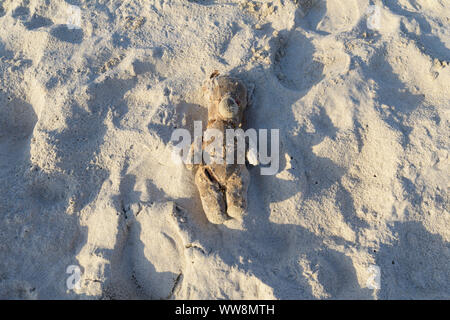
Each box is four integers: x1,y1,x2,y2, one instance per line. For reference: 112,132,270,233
225,165,250,219
195,166,228,224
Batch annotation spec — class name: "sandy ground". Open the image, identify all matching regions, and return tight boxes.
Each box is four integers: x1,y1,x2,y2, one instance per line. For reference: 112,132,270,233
0,0,449,299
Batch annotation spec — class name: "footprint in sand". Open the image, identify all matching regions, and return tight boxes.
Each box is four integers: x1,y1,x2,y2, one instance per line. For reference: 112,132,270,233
272,29,350,92
0,95,37,141
11,6,30,20
122,202,188,299
273,30,324,91
24,14,53,30
50,25,84,44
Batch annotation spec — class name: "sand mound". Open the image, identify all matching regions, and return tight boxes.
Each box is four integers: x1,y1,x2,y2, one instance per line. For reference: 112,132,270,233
0,0,448,299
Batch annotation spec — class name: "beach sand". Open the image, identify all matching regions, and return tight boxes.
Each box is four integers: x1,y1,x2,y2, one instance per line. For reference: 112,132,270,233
0,0,448,299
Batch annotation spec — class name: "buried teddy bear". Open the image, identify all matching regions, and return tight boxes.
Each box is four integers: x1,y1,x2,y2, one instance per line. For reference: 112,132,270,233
171,72,280,224
194,72,252,224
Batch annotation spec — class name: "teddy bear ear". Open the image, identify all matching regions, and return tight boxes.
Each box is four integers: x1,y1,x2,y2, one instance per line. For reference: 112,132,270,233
210,70,220,79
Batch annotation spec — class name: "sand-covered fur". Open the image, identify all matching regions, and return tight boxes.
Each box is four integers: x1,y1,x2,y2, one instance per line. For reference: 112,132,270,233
193,73,250,224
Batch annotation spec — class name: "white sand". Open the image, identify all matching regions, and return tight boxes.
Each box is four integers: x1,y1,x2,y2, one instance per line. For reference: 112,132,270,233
0,0,448,299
